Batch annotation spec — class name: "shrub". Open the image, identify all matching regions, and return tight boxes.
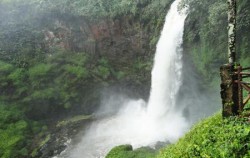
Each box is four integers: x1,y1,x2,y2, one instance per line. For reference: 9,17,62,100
157,113,250,158
0,104,29,158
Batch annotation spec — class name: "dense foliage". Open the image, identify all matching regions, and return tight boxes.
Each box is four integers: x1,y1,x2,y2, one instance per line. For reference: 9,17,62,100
0,103,46,158
158,113,250,158
180,0,250,85
0,104,28,158
0,49,154,120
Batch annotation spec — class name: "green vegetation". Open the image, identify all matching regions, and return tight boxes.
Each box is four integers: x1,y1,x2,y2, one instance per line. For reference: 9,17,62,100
38,0,173,19
0,51,132,120
106,145,157,158
181,0,250,87
0,104,28,158
0,103,46,158
158,113,250,158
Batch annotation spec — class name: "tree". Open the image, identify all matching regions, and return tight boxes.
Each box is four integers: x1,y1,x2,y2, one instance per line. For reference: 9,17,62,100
227,0,236,64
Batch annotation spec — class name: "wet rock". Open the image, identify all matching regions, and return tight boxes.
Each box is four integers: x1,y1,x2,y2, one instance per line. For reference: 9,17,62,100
35,116,92,158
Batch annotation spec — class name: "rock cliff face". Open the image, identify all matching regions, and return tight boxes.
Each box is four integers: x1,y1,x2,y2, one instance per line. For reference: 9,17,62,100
44,15,156,64
39,4,174,102
39,0,176,70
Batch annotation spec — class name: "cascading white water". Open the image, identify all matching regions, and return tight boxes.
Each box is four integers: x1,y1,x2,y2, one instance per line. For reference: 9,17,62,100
58,0,188,157
147,0,186,118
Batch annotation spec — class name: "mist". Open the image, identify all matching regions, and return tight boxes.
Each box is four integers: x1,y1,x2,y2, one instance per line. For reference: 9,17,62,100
57,77,219,158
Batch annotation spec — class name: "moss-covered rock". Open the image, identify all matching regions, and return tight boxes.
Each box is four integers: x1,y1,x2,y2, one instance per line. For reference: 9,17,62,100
106,145,157,158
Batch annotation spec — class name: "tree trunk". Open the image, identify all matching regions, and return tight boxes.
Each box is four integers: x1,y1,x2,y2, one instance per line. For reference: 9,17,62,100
228,0,236,64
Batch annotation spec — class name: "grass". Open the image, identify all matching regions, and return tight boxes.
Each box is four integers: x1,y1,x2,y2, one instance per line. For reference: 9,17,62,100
157,113,250,158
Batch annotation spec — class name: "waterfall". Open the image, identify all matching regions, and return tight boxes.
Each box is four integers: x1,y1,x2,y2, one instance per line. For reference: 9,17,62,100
147,0,186,118
58,0,188,157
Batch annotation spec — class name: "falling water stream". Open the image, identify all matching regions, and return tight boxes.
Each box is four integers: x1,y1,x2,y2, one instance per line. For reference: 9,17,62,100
58,0,189,157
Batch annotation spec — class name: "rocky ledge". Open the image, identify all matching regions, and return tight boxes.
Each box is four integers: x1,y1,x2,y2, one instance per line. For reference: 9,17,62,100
32,115,93,158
